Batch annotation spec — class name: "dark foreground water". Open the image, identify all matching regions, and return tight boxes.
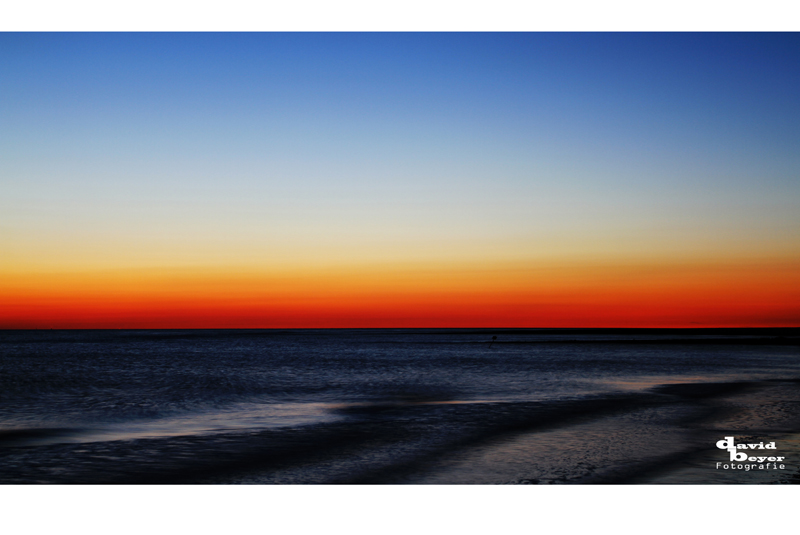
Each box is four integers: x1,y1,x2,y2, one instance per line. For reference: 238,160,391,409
1,328,799,484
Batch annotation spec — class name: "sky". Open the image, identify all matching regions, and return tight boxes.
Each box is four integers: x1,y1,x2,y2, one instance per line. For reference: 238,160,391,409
1,32,799,328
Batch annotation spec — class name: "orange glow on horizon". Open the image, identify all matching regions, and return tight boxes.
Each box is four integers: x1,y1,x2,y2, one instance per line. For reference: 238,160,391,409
2,258,799,329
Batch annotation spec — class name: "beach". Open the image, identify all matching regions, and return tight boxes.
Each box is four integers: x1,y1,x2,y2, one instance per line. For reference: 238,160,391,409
1,329,798,484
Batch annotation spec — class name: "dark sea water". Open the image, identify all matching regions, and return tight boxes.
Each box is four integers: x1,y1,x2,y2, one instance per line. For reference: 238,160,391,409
1,328,799,484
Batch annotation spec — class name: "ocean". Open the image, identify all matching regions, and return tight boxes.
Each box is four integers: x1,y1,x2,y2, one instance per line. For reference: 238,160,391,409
1,328,798,484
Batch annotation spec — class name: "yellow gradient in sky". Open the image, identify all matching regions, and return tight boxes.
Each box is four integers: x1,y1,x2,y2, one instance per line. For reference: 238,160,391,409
2,34,799,328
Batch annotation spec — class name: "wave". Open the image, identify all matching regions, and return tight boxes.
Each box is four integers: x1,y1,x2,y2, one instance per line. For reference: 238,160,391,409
2,378,798,484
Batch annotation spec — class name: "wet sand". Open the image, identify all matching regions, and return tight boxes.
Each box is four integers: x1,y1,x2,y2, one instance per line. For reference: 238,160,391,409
1,378,798,484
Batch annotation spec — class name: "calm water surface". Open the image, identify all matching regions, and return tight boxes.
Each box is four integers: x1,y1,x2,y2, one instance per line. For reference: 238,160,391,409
1,329,798,483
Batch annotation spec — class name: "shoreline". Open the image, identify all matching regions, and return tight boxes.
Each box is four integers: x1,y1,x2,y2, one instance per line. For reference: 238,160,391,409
1,377,798,484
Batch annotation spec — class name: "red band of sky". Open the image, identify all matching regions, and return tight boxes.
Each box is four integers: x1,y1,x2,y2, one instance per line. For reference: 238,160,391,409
3,259,798,328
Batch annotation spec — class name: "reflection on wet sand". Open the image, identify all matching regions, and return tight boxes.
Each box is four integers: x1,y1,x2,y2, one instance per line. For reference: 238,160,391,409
1,329,798,484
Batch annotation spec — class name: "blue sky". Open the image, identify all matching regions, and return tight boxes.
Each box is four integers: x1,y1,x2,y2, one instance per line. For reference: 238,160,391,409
2,33,799,272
